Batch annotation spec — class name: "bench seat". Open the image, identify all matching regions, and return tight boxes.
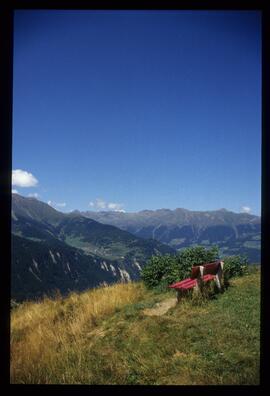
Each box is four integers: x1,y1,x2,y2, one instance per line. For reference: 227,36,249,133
169,274,216,290
202,274,216,282
169,278,196,290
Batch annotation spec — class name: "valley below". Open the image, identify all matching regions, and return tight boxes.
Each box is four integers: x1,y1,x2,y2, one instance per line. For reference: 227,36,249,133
10,194,261,385
11,194,261,302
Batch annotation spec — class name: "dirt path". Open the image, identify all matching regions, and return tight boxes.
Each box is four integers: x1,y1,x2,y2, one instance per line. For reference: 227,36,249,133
143,297,177,316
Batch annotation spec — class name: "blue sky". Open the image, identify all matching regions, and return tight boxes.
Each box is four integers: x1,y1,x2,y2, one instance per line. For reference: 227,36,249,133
12,10,261,215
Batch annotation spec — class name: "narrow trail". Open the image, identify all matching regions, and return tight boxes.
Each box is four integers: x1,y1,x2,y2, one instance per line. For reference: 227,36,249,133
143,297,177,316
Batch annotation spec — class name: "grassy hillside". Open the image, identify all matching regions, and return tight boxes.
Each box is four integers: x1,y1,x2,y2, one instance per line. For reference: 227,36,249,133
11,268,260,385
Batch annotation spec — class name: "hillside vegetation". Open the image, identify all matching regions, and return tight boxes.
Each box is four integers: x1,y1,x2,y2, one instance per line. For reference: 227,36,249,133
12,194,175,301
82,207,261,262
11,268,260,385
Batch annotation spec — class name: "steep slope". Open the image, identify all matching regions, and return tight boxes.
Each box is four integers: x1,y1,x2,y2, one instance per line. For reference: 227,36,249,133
12,193,64,225
11,195,175,301
12,234,116,301
81,208,261,262
12,195,174,262
56,215,174,261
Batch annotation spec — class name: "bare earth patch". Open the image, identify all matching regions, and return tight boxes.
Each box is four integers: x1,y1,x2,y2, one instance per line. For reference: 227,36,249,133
143,298,177,316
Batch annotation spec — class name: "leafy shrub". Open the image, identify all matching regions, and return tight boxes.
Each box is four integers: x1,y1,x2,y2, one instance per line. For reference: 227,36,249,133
140,254,178,289
177,245,219,280
141,245,219,289
223,255,249,282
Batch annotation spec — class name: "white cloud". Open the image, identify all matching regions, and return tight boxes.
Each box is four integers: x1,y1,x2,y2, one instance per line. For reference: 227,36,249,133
12,169,38,188
108,202,125,212
48,200,66,208
12,189,18,194
96,198,107,210
89,198,125,212
28,192,40,198
55,202,66,207
241,206,251,214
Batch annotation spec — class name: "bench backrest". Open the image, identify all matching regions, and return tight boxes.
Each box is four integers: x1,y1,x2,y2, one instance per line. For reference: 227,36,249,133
190,265,203,279
191,260,224,279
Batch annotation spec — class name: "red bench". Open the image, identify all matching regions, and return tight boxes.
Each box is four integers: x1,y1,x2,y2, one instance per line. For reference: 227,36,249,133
169,260,224,301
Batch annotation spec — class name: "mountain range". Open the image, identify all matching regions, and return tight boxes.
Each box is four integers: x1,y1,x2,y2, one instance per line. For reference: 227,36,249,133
12,194,260,301
11,194,174,301
81,207,261,262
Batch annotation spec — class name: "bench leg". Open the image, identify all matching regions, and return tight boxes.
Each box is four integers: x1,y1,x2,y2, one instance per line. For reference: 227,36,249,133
177,289,181,303
193,279,202,294
176,289,188,302
215,269,223,291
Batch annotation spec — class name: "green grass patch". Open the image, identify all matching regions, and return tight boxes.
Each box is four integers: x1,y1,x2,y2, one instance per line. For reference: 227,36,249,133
11,270,260,384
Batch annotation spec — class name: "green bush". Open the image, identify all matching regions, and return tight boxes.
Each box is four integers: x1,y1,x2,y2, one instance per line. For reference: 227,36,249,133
140,254,178,289
141,245,219,289
177,245,219,279
223,255,249,282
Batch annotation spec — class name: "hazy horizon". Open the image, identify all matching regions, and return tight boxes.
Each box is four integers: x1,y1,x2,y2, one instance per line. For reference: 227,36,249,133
12,191,261,217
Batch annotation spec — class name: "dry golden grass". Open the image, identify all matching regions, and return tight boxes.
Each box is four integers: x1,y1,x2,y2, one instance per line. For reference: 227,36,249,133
11,269,260,385
11,281,146,383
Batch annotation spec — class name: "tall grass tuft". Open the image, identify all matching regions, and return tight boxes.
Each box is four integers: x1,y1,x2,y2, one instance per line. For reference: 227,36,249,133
11,281,146,384
11,269,260,385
